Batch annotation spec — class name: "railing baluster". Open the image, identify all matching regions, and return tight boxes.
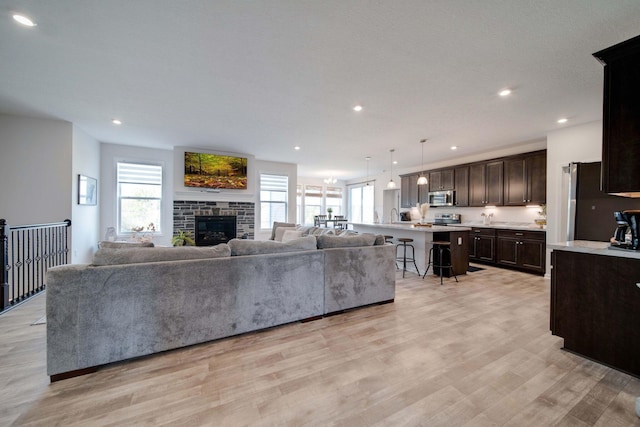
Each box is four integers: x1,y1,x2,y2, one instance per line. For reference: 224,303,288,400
0,219,71,313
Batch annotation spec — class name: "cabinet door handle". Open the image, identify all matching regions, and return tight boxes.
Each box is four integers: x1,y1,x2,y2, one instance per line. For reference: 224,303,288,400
515,233,524,236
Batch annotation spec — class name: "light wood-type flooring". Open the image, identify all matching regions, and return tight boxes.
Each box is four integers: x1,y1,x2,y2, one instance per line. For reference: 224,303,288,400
2,265,639,426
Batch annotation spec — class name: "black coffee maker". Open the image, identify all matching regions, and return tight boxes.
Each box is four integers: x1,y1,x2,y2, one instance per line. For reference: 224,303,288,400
612,210,640,250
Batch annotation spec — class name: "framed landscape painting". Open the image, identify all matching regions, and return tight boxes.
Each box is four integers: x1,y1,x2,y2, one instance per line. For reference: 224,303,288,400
78,174,97,205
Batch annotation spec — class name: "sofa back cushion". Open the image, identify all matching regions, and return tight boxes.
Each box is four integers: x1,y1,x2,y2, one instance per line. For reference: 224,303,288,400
92,244,231,266
98,241,155,249
229,235,317,256
316,234,376,249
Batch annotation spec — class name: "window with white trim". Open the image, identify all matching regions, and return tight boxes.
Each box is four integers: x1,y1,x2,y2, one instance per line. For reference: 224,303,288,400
304,185,323,225
325,186,343,216
117,162,163,234
348,183,374,224
260,173,288,229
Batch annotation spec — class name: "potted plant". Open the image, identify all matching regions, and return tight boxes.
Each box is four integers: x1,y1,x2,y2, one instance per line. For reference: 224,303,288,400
172,230,195,246
327,207,333,219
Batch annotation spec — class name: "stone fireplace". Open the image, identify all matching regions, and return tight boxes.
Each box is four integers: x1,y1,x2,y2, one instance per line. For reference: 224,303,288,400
173,201,254,243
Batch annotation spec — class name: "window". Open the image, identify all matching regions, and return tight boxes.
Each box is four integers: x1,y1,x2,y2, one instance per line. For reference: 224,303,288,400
325,186,343,216
304,185,323,225
260,174,288,229
117,162,163,234
348,183,374,224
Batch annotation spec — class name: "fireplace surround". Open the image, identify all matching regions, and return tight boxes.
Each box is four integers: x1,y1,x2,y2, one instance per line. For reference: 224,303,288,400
173,200,254,243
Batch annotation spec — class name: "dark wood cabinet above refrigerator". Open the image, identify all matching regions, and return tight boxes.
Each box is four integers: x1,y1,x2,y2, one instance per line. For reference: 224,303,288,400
594,34,640,197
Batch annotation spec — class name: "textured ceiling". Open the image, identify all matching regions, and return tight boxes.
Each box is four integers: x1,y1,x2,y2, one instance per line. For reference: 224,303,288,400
1,1,640,179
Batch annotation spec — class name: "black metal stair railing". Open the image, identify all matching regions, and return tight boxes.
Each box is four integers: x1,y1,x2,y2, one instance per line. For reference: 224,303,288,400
1,219,71,313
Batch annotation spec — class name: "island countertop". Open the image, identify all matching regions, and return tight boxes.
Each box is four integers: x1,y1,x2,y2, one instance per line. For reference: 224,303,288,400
548,240,640,260
349,222,471,232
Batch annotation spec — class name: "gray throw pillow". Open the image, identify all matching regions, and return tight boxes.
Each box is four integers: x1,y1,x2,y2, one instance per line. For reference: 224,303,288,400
316,234,376,249
270,222,296,240
229,236,317,256
92,244,230,265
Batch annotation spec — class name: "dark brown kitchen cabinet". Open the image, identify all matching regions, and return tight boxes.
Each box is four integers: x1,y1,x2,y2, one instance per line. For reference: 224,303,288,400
469,161,503,206
429,168,454,192
454,166,469,207
496,229,545,274
504,151,546,206
400,173,427,208
469,227,496,262
594,35,640,195
551,250,640,376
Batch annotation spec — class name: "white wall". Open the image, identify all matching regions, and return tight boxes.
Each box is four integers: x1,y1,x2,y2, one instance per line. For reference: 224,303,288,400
545,120,602,274
100,143,174,247
0,114,72,225
71,126,101,263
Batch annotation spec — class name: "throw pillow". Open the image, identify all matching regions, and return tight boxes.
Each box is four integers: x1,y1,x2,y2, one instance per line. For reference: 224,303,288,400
269,221,296,240
92,244,231,266
229,235,317,256
281,229,303,243
274,226,296,242
316,234,376,249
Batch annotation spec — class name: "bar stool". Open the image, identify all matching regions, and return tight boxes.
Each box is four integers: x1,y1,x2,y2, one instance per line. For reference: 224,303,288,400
396,238,420,278
384,235,394,243
423,241,458,285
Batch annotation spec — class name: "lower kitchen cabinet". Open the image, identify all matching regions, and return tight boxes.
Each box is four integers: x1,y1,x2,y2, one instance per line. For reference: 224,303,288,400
496,230,546,274
469,228,496,262
551,250,640,377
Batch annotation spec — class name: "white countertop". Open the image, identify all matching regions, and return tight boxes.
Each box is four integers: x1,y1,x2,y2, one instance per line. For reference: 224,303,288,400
548,240,640,259
456,222,546,231
352,221,544,232
350,223,471,232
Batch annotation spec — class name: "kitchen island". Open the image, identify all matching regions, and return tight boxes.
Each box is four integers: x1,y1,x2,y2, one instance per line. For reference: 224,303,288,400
351,223,471,277
549,240,640,377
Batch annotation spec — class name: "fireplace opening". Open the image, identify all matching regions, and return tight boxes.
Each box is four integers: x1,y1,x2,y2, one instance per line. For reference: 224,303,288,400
194,216,236,246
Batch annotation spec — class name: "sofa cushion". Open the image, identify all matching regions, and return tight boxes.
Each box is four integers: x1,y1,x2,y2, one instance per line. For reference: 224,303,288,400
316,234,376,249
270,222,296,240
229,236,317,256
92,244,231,266
98,241,155,249
274,226,297,242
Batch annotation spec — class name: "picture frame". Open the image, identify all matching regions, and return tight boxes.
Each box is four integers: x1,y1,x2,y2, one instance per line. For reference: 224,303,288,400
78,174,97,205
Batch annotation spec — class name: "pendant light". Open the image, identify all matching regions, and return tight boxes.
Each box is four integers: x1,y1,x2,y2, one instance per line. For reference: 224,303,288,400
417,139,428,185
387,149,397,189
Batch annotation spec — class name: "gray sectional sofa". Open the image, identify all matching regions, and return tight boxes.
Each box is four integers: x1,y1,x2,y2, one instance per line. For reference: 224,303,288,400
45,234,395,380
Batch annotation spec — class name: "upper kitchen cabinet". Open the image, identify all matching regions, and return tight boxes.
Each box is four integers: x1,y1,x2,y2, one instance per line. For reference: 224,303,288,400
454,166,469,207
469,160,503,207
594,34,640,197
401,173,427,208
428,168,454,192
504,150,546,206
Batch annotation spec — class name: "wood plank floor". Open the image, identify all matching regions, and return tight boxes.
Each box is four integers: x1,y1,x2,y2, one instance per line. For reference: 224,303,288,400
2,265,639,426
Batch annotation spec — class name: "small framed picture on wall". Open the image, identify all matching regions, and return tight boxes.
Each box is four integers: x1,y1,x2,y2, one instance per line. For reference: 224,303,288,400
78,174,97,205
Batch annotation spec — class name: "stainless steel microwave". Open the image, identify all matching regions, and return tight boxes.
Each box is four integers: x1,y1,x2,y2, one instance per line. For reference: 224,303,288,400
428,190,455,207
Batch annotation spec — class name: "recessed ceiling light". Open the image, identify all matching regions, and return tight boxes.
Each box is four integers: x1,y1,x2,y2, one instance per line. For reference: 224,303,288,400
112,119,122,125
294,146,301,150
499,89,511,97
451,146,458,150
353,105,363,112
393,160,398,165
557,118,568,124
13,14,36,27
